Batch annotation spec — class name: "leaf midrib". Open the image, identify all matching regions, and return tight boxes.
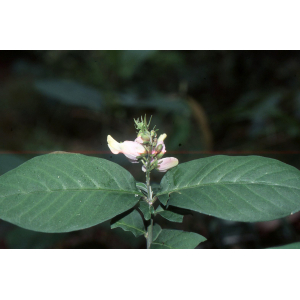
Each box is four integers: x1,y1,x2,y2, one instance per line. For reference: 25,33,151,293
157,180,300,196
0,188,144,198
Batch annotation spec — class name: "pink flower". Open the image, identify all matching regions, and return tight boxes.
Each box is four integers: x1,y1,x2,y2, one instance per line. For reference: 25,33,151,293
156,157,179,172
107,135,146,163
142,157,179,172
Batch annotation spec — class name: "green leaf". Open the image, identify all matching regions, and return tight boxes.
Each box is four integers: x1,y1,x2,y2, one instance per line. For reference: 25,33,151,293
268,242,300,249
157,193,169,206
151,229,206,249
150,206,155,214
136,182,147,195
158,156,300,222
138,201,152,220
152,223,162,241
111,209,146,237
0,153,143,233
155,205,183,223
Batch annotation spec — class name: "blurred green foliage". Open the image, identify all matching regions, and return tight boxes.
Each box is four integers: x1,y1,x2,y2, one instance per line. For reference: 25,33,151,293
1,50,300,248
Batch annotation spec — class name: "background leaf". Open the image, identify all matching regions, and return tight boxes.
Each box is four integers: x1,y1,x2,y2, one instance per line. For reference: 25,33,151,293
151,229,206,249
268,242,300,249
119,50,156,79
158,156,300,222
111,209,145,237
0,153,142,233
35,79,103,111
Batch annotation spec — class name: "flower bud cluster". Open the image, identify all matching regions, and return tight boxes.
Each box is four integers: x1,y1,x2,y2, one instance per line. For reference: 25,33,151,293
107,116,178,172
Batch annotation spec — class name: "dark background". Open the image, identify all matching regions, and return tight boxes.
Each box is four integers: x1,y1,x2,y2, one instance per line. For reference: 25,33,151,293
1,50,300,249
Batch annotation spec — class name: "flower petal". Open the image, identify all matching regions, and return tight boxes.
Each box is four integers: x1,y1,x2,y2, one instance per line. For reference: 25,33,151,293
134,136,144,144
156,157,178,172
120,141,146,161
107,135,122,154
157,133,167,143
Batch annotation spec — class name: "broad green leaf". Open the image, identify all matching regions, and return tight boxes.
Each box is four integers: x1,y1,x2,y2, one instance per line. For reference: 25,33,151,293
138,201,152,220
152,223,162,241
158,156,300,222
151,229,206,249
111,209,145,237
268,242,300,249
0,153,143,233
155,205,183,223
